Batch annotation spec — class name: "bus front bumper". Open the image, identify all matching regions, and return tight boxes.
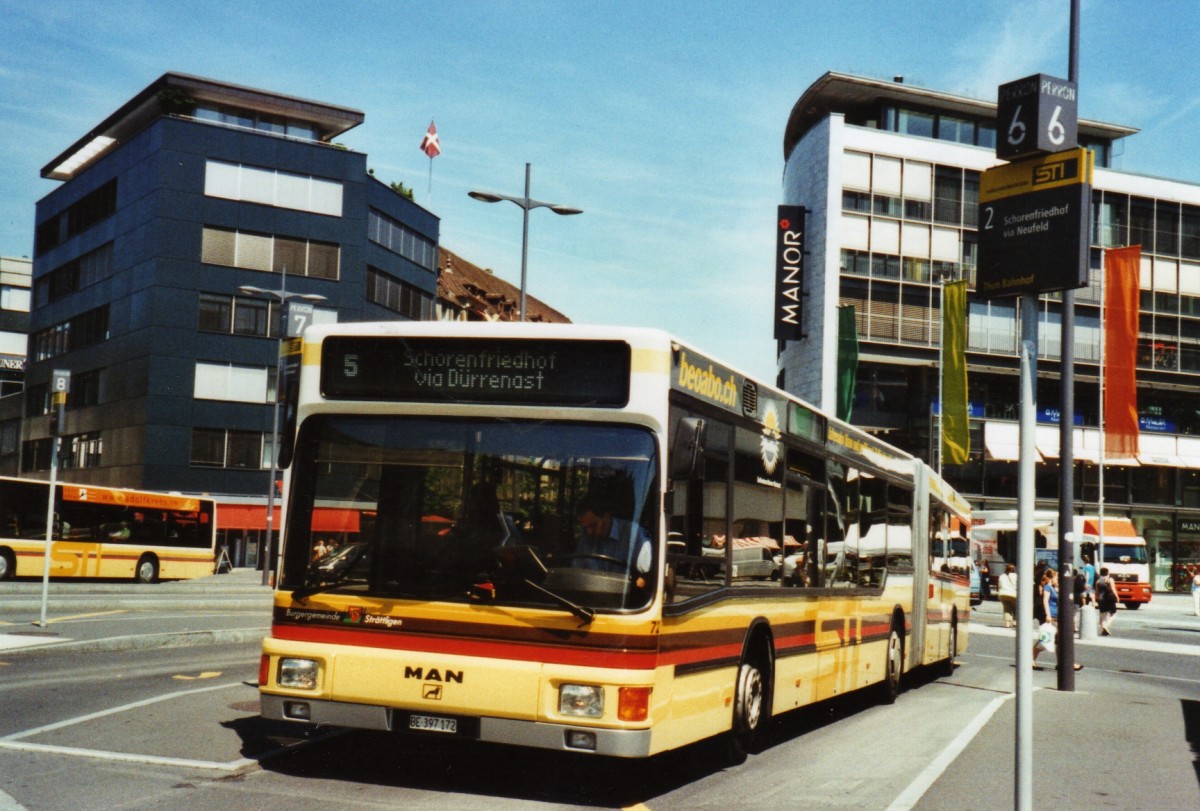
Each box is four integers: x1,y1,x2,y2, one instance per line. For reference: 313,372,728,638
259,693,654,758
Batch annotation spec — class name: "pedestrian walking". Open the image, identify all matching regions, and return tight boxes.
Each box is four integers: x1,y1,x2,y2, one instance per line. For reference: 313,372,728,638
1081,553,1097,598
1032,568,1083,672
1033,560,1048,625
998,563,1018,628
1096,566,1120,636
1190,565,1200,617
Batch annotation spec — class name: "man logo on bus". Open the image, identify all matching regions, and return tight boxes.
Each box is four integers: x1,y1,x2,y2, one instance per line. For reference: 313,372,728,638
760,401,782,476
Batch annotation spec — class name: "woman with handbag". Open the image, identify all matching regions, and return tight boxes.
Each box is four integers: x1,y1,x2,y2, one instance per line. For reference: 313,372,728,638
1032,569,1083,671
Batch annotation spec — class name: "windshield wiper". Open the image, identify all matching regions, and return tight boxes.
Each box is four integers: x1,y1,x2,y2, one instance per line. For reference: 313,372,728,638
292,577,368,601
523,579,595,624
479,545,595,625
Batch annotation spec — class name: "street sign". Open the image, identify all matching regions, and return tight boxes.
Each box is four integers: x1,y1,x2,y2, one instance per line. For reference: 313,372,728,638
285,301,315,338
976,147,1093,299
774,205,806,341
996,74,1078,161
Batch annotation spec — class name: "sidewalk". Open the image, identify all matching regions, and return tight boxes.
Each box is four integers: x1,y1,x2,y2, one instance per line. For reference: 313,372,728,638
0,568,273,656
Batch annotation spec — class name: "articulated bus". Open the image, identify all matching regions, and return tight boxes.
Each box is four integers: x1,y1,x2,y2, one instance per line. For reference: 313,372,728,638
0,476,216,582
259,322,970,760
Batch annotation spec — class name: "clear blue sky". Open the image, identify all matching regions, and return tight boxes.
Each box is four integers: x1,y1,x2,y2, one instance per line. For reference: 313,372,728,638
2,0,1197,381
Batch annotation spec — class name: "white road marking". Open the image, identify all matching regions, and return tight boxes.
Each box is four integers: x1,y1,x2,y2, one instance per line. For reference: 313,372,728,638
885,691,1016,811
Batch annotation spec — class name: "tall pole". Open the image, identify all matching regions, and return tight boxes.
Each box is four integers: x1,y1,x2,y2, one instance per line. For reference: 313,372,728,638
1057,0,1081,690
1015,294,1039,811
519,163,531,322
468,167,581,322
37,382,68,628
262,264,287,587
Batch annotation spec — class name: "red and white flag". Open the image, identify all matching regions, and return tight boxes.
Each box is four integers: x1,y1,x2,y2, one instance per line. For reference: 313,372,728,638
420,121,441,158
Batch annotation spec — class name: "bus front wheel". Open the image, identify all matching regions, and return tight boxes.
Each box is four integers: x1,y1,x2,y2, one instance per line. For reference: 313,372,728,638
135,555,159,584
879,623,904,704
0,549,14,581
727,653,769,764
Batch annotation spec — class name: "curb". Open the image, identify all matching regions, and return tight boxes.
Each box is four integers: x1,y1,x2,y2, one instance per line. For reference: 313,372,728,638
2,626,268,657
1,599,271,613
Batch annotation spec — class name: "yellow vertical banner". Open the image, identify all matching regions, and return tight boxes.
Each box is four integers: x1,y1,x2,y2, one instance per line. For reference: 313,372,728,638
941,280,969,465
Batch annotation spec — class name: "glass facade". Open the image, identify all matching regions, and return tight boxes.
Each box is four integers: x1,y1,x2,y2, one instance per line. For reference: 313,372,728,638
784,78,1200,593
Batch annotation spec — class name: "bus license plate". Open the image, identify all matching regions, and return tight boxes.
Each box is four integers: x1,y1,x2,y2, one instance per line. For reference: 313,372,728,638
408,714,457,734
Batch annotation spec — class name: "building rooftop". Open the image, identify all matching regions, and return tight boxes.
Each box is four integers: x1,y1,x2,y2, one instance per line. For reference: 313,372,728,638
437,247,571,323
42,72,365,181
783,71,1139,161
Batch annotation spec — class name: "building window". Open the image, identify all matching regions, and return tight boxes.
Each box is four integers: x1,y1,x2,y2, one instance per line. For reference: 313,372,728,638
0,420,19,456
194,104,321,141
35,242,114,307
367,267,434,320
21,432,102,472
193,362,272,403
32,305,109,361
368,209,438,271
204,160,343,217
201,226,340,280
63,433,103,470
65,369,102,410
35,179,118,255
190,428,268,469
1,285,30,313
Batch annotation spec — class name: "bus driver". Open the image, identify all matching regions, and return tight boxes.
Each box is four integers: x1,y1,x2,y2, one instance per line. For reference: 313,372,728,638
573,496,652,575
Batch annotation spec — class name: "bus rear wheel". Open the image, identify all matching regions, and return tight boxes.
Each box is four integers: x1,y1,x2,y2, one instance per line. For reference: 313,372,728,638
135,555,159,584
0,549,14,581
939,614,958,677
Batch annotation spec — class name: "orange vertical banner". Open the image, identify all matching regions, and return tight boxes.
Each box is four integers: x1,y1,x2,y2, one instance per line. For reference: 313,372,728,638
1104,246,1140,459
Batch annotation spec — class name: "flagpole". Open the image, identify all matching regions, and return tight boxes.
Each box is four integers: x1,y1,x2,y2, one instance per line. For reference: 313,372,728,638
1098,250,1106,567
938,275,945,477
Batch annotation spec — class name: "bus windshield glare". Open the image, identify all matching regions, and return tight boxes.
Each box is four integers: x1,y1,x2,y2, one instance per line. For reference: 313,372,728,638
282,416,659,612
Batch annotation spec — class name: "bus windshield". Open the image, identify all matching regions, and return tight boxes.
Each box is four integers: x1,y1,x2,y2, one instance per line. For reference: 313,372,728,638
282,416,659,613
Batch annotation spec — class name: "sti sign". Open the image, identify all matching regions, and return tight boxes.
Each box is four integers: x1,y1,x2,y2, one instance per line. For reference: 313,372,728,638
976,147,1093,299
774,205,806,341
996,73,1078,161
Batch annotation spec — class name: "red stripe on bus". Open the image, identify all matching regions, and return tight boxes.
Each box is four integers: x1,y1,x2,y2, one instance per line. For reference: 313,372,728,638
271,623,661,670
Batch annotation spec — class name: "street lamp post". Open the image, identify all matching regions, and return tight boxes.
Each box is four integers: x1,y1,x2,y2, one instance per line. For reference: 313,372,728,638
238,271,325,586
468,163,581,321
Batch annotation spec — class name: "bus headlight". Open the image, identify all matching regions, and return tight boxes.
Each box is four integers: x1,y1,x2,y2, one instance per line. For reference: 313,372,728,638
278,657,320,690
559,684,604,718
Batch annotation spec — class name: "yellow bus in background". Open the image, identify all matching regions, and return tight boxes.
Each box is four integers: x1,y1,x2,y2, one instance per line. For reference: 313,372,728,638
259,322,969,761
0,476,216,583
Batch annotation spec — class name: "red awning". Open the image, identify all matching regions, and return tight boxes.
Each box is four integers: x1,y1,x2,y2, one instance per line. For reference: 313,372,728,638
217,504,360,533
218,504,277,531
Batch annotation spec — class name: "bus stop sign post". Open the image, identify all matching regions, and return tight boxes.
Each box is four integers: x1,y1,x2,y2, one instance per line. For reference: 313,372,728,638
38,369,70,628
982,40,1084,809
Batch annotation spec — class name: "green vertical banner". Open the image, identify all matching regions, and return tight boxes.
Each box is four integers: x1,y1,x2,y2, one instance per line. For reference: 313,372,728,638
941,280,969,465
836,305,858,422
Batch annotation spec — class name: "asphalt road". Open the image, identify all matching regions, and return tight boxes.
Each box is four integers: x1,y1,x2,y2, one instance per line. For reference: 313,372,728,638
1,577,1197,810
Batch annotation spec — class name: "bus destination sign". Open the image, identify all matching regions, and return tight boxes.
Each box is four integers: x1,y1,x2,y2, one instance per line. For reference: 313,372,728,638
976,147,1092,299
321,337,631,407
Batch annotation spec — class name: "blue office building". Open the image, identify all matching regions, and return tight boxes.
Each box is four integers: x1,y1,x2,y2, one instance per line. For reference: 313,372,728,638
24,73,438,557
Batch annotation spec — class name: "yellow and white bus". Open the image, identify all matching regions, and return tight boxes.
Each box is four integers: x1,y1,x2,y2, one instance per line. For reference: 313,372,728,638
259,322,970,760
0,476,216,583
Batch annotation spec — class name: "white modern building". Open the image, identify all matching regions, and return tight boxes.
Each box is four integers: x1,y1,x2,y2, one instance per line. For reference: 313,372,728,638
778,72,1200,593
